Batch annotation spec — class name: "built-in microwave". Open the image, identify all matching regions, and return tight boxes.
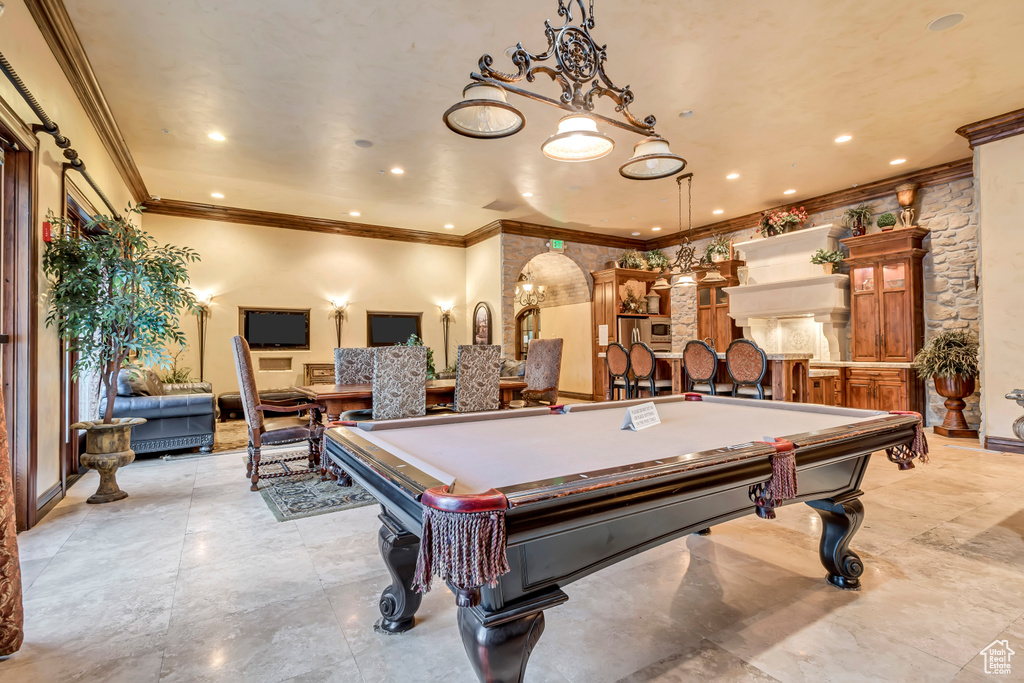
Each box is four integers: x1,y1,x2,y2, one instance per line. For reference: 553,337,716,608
648,315,672,351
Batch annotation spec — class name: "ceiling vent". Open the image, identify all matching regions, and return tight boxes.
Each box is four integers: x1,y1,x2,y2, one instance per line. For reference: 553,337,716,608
482,199,520,212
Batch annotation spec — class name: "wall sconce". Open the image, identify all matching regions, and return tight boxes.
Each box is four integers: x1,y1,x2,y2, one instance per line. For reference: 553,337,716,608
439,304,455,369
331,300,348,348
195,294,213,382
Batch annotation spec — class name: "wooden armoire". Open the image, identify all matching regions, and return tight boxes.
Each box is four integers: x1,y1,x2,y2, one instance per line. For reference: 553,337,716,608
695,259,744,353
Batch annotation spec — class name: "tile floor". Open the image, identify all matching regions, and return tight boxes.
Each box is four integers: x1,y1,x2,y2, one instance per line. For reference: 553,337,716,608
4,431,1024,682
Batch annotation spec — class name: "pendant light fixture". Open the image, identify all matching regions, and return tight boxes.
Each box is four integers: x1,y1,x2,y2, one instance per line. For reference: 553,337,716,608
443,1,686,180
541,113,614,162
651,276,672,290
620,136,687,180
443,83,525,139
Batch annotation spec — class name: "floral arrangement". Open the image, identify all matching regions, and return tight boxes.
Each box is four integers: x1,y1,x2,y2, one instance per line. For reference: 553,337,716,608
617,249,645,269
810,248,845,265
758,206,808,238
645,249,669,271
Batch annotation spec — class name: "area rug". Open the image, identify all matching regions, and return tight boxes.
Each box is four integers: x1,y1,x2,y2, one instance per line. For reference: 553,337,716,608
244,449,377,522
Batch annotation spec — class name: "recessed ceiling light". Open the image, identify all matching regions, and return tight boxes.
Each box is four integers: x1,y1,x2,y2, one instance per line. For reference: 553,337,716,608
208,132,226,141
444,224,454,229
890,158,907,165
652,226,662,231
783,189,796,195
928,13,965,32
210,192,224,199
522,192,533,198
726,173,740,180
349,211,360,217
354,139,373,148
713,209,724,215
391,167,404,174
835,135,852,143
631,232,641,236
679,110,694,118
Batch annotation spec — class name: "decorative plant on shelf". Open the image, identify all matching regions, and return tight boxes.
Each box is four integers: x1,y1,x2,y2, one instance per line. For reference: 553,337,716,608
703,235,732,263
617,249,645,270
842,204,874,237
810,248,845,274
758,206,808,238
43,205,200,503
404,334,437,380
645,248,669,272
913,331,980,438
160,350,194,384
876,212,898,232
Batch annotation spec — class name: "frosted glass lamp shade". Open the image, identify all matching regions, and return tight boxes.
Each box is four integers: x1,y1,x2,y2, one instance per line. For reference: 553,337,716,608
541,114,614,162
443,83,525,139
620,137,687,180
672,273,697,287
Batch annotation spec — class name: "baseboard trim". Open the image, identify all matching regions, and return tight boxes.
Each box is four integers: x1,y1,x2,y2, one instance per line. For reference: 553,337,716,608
557,391,593,401
36,481,64,519
984,435,1024,454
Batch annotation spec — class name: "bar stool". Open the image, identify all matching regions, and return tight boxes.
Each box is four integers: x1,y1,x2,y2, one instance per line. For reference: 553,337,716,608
606,342,632,400
630,342,673,398
726,339,772,399
684,340,732,395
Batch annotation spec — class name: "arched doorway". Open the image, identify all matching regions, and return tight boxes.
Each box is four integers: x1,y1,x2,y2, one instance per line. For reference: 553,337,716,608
512,253,592,398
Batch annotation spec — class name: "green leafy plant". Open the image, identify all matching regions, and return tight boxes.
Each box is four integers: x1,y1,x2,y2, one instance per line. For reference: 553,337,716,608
645,249,669,271
704,235,732,262
913,331,979,380
160,350,194,384
842,204,874,234
876,212,897,229
617,249,645,270
810,248,845,265
404,334,437,379
43,205,200,423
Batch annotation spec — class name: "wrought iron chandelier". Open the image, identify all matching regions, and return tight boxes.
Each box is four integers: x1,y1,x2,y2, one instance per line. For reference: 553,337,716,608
515,266,547,307
662,173,725,287
443,0,686,180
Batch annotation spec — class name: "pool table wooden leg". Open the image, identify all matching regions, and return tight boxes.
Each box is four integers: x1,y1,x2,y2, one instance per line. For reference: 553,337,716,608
374,513,422,634
807,493,865,590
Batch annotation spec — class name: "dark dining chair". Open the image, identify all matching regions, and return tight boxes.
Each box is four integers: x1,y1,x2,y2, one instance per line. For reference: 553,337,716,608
606,342,632,400
684,339,732,395
630,342,673,398
726,339,772,399
334,347,373,384
231,336,325,491
372,346,427,420
454,344,501,413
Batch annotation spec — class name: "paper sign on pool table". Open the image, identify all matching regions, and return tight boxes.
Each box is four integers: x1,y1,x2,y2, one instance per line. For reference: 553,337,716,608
621,402,661,431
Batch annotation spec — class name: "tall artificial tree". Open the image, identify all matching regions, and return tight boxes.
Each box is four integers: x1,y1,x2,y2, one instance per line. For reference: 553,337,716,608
43,205,200,423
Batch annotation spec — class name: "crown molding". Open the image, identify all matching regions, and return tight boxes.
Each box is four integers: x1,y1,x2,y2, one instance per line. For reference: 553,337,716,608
498,220,646,250
25,0,149,203
647,157,974,250
956,107,1024,150
464,221,503,247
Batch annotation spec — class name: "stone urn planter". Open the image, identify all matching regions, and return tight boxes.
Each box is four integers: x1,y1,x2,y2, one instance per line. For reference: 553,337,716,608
70,418,146,503
932,376,977,438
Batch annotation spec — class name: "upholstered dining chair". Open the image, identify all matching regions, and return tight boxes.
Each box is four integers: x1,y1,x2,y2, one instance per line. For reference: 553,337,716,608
726,339,772,399
372,346,427,420
605,342,632,400
454,344,500,413
335,347,374,384
520,337,563,406
684,339,732,396
231,336,325,491
630,342,674,398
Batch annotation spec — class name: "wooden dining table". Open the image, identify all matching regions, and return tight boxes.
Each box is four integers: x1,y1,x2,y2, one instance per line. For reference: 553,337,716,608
295,378,529,421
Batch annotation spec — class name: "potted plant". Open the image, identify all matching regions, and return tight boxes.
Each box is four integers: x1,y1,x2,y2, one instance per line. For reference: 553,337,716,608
617,249,645,270
810,248,845,274
43,206,200,503
645,248,669,272
842,203,874,237
912,331,980,438
758,206,808,238
704,235,732,263
876,212,897,232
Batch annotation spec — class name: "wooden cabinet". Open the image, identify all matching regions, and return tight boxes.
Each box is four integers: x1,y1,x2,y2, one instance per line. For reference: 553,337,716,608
809,375,842,407
843,367,922,413
303,362,334,385
695,259,744,353
843,229,927,363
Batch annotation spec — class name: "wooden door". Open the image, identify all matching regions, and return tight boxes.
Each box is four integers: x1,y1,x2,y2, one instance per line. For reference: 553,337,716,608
845,377,874,410
712,287,735,353
592,277,615,399
879,261,911,361
696,286,713,344
850,264,880,361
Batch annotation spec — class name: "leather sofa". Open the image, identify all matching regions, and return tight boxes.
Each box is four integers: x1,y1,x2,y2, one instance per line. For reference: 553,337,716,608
100,368,216,455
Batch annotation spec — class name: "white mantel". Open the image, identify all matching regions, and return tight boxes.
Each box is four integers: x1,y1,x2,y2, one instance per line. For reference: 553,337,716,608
726,224,851,360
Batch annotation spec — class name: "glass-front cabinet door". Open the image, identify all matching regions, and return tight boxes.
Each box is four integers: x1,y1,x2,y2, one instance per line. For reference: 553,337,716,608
852,266,875,293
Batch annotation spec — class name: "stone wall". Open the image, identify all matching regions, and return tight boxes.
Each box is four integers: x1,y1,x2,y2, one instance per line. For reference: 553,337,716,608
515,252,591,310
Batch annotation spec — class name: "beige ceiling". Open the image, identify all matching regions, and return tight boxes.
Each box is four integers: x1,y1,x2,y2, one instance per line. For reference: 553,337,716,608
64,0,1024,237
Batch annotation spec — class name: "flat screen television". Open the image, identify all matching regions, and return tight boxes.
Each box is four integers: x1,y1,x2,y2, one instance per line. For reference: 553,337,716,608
241,308,310,350
367,312,422,347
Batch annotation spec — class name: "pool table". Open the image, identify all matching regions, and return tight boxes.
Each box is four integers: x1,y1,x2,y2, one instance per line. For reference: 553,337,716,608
322,394,926,683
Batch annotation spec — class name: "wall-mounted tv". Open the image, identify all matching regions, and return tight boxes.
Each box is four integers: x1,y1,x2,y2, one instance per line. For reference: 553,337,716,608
367,311,422,347
240,308,310,350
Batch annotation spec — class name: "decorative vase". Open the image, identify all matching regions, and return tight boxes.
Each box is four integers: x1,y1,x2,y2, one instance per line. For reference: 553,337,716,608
70,418,146,503
932,375,978,438
822,263,834,275
645,293,661,316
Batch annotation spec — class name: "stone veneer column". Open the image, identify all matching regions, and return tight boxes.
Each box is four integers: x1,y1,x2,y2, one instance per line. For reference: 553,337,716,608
670,283,697,353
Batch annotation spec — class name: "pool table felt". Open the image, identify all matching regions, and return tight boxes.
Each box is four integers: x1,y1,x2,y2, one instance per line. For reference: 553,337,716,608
340,397,888,495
